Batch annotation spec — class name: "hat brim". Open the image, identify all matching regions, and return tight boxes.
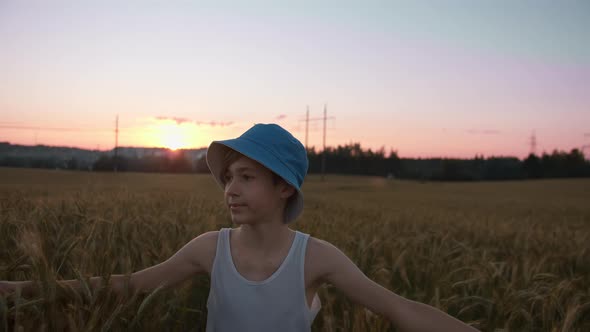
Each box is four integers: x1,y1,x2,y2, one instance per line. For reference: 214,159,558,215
206,139,304,224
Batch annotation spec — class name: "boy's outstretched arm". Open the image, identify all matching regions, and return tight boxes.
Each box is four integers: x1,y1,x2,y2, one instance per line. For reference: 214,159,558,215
0,231,217,297
313,239,479,332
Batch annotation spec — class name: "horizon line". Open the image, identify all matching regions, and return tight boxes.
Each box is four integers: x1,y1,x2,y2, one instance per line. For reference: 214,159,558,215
3,140,587,161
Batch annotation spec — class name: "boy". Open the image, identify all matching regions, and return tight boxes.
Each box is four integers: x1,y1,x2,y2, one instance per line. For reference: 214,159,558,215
1,123,478,331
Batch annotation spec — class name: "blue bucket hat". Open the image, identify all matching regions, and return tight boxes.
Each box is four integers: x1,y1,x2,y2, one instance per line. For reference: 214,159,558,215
206,123,309,224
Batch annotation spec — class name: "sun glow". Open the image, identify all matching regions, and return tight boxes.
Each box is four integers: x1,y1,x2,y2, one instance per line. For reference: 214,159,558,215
158,123,191,150
142,119,232,150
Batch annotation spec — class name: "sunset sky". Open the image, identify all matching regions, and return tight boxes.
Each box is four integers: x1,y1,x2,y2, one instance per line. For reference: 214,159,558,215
1,0,589,159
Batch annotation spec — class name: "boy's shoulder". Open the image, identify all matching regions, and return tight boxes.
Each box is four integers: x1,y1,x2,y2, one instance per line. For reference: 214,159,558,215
188,231,220,274
306,236,338,256
192,230,219,248
305,236,345,280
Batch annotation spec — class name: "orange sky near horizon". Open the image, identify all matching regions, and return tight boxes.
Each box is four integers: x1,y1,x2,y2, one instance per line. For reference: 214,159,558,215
3,114,585,160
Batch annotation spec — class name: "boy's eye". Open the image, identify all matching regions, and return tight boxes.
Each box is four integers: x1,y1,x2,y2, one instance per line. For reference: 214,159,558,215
223,174,252,183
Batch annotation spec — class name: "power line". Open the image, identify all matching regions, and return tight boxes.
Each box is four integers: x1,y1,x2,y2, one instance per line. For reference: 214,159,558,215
299,104,335,151
583,133,590,160
0,124,166,135
529,130,537,155
0,125,111,132
305,105,309,149
114,114,119,172
299,104,335,181
322,104,327,181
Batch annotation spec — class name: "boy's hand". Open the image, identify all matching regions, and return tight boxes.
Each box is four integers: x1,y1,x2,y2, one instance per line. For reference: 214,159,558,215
0,281,22,296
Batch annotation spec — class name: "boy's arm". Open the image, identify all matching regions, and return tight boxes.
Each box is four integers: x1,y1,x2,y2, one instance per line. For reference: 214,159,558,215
312,239,479,332
117,230,218,294
0,231,218,297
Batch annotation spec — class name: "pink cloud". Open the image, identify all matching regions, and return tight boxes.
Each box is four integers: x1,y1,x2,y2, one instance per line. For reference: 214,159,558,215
155,116,192,125
195,121,234,127
156,116,233,127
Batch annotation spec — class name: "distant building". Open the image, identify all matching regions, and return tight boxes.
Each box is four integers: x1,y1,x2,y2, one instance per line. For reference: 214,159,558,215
0,143,206,171
113,147,206,161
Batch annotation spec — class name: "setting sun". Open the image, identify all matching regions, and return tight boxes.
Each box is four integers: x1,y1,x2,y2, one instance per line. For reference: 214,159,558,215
158,123,190,150
147,121,215,150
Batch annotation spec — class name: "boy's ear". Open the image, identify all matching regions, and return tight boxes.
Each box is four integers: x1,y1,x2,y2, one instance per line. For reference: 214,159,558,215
279,183,296,199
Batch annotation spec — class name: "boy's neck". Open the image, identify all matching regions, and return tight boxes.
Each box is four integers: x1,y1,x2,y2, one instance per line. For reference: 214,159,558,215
234,222,294,254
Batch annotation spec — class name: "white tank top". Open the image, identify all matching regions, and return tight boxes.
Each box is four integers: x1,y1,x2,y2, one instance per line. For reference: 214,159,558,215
206,228,321,332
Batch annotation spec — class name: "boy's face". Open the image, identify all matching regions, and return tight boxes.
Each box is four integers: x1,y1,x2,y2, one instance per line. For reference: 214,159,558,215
223,156,294,225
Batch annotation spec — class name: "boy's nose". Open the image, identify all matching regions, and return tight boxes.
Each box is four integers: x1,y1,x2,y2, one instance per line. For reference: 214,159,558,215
224,179,240,196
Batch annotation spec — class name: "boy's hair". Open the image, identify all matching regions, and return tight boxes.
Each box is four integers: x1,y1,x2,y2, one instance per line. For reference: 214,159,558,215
220,148,284,187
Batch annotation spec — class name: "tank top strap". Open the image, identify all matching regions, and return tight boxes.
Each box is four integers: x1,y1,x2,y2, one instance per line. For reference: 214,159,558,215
217,227,227,251
294,231,310,266
213,228,231,269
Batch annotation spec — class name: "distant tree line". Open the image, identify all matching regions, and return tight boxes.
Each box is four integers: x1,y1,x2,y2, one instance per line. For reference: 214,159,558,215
305,143,589,181
93,151,204,173
0,156,73,170
1,142,588,180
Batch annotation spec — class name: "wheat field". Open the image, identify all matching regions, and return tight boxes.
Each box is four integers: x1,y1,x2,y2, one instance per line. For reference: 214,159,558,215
0,167,589,331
